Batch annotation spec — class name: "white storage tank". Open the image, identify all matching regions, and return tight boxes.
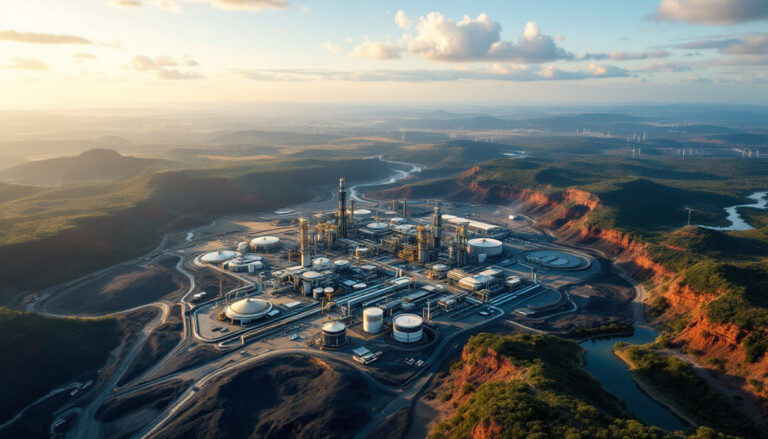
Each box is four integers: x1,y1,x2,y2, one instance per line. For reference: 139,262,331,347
323,286,335,296
467,238,503,257
355,247,369,258
313,287,325,299
353,209,372,220
321,321,347,348
250,236,280,252
334,259,350,271
201,250,239,264
392,313,423,343
313,257,332,269
363,307,384,334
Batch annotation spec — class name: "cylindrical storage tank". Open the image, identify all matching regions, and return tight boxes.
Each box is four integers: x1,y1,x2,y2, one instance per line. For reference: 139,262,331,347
355,247,369,258
467,238,503,257
237,242,249,254
312,287,324,299
321,321,347,348
353,209,372,220
312,257,331,269
323,286,334,296
393,313,423,343
250,236,280,252
363,307,384,334
333,259,350,271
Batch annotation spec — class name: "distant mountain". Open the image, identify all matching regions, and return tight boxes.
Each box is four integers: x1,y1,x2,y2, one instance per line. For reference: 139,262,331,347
0,148,168,186
0,153,27,170
206,129,338,146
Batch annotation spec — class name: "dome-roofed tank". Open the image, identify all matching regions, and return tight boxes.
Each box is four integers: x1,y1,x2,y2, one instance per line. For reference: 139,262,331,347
201,250,239,264
250,236,280,251
225,297,273,325
393,313,423,343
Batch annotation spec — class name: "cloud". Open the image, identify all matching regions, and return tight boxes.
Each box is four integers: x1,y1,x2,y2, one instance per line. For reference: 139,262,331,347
108,0,287,11
680,34,768,55
5,57,48,70
654,0,768,25
394,10,411,30
322,41,342,54
353,41,403,60
406,14,571,63
74,53,98,61
239,64,628,82
0,30,92,45
128,55,203,79
636,61,692,72
582,50,670,61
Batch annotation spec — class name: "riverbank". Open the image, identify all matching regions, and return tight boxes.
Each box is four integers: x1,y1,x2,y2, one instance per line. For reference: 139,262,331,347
614,343,762,437
613,346,698,428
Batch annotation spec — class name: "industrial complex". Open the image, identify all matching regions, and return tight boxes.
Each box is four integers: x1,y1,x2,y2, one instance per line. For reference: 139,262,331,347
188,177,594,364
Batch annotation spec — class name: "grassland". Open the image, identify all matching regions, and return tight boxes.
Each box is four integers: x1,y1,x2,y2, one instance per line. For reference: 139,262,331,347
431,333,734,439
0,157,391,301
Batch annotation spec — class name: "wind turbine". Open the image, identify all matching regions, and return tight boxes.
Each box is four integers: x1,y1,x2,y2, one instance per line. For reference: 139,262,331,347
684,206,694,228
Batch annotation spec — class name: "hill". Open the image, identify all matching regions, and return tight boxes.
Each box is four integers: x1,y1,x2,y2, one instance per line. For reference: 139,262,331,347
430,333,733,438
0,153,27,170
153,355,386,439
0,149,168,186
0,157,391,301
0,307,123,423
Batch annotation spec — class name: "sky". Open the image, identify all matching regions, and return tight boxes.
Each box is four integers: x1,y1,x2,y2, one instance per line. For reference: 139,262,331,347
1,0,767,109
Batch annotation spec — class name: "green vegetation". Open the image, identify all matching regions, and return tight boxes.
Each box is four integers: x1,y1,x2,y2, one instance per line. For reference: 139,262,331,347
0,157,390,301
742,331,768,363
0,307,122,421
616,345,757,437
432,333,735,439
569,322,634,338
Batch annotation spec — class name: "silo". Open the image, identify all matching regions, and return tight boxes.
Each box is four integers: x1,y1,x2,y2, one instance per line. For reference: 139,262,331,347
321,321,347,348
363,307,384,334
392,313,423,343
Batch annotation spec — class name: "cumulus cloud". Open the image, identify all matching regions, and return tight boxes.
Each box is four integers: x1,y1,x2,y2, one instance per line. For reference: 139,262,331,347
239,64,627,82
353,41,404,60
0,30,92,45
128,55,203,79
5,57,48,70
654,0,768,25
322,41,342,54
582,50,670,61
394,10,411,30
405,13,571,63
108,0,287,11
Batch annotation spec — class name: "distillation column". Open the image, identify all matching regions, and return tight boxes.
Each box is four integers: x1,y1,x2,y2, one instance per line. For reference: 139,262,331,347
456,222,468,267
299,217,311,267
338,178,348,238
417,224,427,264
432,204,442,253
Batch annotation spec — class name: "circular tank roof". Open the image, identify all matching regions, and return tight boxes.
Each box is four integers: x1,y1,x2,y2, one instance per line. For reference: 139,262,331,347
322,321,346,333
363,307,384,317
301,270,324,280
251,236,280,246
324,287,334,293
313,257,330,265
201,250,239,263
353,283,367,289
366,222,389,229
226,297,273,319
241,254,262,262
393,313,423,328
467,238,502,247
334,259,349,266
353,209,372,215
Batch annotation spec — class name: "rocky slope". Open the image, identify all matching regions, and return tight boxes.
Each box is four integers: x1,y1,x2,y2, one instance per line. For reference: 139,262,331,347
373,165,768,401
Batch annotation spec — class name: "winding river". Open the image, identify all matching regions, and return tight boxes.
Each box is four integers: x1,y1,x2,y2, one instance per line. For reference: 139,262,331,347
580,328,686,431
349,156,424,202
700,191,768,231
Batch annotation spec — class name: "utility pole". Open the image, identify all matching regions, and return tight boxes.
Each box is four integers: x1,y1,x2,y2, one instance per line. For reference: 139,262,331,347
685,207,694,227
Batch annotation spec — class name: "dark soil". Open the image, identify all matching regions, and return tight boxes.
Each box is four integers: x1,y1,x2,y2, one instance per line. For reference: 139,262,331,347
118,305,184,386
45,255,187,315
97,379,190,423
152,354,386,439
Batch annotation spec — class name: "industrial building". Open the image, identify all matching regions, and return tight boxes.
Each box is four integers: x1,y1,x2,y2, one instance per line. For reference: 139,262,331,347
224,297,273,325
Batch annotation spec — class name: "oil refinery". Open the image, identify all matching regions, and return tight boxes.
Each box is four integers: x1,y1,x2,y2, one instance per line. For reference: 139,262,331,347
189,176,594,364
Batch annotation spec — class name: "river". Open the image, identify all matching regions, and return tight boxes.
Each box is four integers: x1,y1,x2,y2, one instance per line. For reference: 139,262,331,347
348,156,424,202
580,327,686,431
700,191,768,231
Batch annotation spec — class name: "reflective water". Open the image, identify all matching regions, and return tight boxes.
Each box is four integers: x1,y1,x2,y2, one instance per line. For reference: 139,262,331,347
580,326,686,431
700,191,768,231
